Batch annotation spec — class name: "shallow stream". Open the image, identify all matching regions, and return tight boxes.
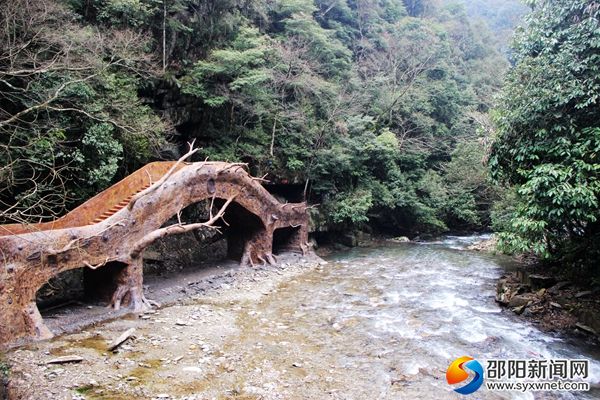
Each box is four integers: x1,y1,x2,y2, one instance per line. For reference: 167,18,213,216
230,236,600,399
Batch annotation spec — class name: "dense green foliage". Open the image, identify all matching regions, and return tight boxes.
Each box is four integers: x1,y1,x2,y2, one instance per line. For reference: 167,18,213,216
0,0,166,221
490,0,600,270
0,0,510,237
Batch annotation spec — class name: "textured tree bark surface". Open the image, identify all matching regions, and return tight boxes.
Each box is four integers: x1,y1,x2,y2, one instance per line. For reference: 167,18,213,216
0,161,309,348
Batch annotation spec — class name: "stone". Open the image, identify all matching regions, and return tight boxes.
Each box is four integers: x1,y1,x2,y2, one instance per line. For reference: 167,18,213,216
496,278,508,295
393,236,410,243
516,284,530,295
508,294,533,308
183,366,202,373
576,309,600,333
512,305,526,315
45,355,84,365
521,308,534,318
339,233,358,247
108,328,136,351
548,281,571,294
575,323,597,335
356,231,372,246
575,291,593,299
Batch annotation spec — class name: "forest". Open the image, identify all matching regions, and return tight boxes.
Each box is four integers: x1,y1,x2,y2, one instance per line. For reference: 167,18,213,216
1,0,598,276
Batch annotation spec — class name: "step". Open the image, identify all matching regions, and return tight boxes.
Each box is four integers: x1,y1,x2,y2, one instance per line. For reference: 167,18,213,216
90,184,152,224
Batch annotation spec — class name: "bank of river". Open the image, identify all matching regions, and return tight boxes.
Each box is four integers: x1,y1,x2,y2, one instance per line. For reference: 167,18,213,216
4,237,600,399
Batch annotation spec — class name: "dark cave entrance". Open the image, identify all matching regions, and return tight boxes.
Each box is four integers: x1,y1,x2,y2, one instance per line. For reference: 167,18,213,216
219,200,266,261
83,261,128,304
273,226,302,255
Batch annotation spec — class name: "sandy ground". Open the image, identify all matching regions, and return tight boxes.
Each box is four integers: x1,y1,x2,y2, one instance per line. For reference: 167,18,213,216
4,252,326,400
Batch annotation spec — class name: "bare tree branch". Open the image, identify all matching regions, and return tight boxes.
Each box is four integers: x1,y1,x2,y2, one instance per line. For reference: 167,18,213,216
129,195,237,259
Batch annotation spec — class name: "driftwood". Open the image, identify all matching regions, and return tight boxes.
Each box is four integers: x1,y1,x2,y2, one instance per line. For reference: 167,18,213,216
0,158,309,347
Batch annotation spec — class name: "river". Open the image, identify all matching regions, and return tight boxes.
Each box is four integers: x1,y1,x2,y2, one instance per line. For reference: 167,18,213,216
232,235,600,399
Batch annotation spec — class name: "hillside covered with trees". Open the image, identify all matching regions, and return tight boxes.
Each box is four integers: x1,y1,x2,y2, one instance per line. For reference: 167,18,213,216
490,0,600,275
0,0,514,238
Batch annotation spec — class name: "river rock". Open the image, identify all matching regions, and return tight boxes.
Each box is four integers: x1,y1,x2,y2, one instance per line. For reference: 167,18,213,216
357,231,372,246
392,236,410,243
575,291,593,299
496,278,511,304
512,305,526,315
466,237,497,252
339,233,358,247
575,323,597,335
521,307,534,317
576,309,600,333
496,278,525,305
548,281,571,294
508,294,534,308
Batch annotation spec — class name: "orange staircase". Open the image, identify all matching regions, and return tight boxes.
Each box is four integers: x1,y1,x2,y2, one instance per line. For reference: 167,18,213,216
0,162,183,237
90,183,151,224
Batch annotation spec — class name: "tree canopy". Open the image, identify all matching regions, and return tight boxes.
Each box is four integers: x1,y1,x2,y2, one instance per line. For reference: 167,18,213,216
490,0,600,270
0,0,513,239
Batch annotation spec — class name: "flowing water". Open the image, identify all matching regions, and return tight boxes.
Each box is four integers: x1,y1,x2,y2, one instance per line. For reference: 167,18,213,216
229,236,600,399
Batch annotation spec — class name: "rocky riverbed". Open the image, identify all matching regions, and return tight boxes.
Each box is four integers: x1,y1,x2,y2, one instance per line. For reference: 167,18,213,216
3,253,324,400
496,271,600,339
468,236,600,342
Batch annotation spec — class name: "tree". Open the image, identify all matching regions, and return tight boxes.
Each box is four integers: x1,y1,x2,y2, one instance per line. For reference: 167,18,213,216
0,0,166,224
489,0,600,266
0,0,509,240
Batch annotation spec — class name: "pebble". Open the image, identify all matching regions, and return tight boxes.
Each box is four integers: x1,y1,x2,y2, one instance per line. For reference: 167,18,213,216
182,366,202,373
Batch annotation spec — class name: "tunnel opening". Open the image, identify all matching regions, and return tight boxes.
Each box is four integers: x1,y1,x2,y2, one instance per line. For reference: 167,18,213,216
36,268,85,312
144,200,228,276
220,200,265,261
83,261,128,304
273,226,302,255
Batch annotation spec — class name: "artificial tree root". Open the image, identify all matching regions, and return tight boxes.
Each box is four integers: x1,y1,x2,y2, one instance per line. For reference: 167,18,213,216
109,285,158,312
25,302,53,340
